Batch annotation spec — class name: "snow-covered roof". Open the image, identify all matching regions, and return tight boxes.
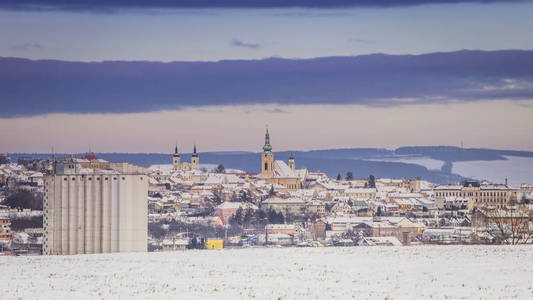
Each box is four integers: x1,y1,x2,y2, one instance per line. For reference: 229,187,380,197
263,197,305,204
273,160,297,178
216,201,258,210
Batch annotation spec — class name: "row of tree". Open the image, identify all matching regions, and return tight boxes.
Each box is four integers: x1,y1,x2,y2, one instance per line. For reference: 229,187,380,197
335,173,376,188
1,189,43,210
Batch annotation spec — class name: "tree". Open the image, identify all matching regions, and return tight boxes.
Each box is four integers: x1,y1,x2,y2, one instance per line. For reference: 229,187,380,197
267,209,284,224
336,173,342,181
252,209,268,227
230,191,238,202
148,222,167,239
212,187,223,205
239,190,252,203
368,175,376,188
269,185,275,196
215,164,225,173
243,208,254,226
376,206,383,216
0,154,9,165
230,207,244,225
277,211,285,224
3,189,43,210
345,172,353,181
188,237,198,249
479,207,533,245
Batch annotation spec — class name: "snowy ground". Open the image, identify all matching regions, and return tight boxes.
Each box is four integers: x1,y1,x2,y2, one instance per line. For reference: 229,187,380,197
2,245,533,299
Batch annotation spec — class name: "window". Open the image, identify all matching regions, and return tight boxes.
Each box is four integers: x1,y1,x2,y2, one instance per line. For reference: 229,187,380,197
264,162,268,170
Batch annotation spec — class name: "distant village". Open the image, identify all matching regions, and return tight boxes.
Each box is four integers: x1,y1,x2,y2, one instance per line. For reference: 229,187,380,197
1,130,533,255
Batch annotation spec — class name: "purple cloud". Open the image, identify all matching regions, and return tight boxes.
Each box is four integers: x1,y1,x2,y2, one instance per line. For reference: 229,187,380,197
231,39,260,49
0,0,527,12
1,50,533,117
7,43,44,51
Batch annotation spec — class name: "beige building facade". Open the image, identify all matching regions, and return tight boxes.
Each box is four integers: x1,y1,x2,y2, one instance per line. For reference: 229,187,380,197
435,182,518,209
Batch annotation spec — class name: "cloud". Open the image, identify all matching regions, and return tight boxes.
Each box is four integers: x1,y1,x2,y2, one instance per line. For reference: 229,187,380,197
1,50,533,117
0,0,527,12
348,38,375,44
7,43,44,51
231,39,260,49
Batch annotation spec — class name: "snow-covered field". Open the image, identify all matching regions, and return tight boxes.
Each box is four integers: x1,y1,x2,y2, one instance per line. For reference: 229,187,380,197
2,246,533,299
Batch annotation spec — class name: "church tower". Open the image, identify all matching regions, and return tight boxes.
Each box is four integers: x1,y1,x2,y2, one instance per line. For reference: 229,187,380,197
172,145,181,170
288,153,295,171
191,144,199,170
261,128,274,178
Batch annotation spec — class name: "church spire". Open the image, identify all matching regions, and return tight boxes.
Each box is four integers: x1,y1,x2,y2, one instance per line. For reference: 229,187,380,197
173,144,180,157
263,127,272,153
192,144,198,157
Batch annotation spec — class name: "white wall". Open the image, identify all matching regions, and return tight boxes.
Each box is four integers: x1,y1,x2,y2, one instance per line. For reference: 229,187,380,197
43,173,148,255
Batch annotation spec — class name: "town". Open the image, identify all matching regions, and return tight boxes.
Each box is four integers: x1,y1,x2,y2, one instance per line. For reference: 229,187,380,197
1,129,532,255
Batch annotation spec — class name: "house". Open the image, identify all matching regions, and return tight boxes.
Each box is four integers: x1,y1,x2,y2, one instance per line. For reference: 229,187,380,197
306,200,326,216
266,224,295,235
162,238,189,250
265,233,293,245
0,218,12,242
359,236,402,246
311,220,326,240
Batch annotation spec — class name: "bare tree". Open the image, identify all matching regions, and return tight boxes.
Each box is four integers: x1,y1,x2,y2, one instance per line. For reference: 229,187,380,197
475,206,533,245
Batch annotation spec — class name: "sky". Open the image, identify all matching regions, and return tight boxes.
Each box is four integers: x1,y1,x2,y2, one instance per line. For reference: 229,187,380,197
1,0,533,153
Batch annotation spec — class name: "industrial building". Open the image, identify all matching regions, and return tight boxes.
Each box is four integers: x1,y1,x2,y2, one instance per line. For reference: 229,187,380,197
43,157,148,255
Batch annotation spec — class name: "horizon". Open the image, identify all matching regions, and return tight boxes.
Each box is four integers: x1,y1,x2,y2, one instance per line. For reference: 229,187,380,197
7,143,533,155
2,1,533,151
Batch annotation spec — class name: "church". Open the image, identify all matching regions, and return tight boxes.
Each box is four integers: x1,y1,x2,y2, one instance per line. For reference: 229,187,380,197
172,144,199,171
260,128,307,191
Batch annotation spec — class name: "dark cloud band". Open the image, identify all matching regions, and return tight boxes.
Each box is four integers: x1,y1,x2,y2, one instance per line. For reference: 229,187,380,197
0,0,527,12
1,50,533,118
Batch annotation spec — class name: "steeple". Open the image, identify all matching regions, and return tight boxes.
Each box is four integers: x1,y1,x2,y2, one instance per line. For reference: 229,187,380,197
263,127,272,153
191,144,199,170
192,144,198,157
172,143,181,170
288,153,295,171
